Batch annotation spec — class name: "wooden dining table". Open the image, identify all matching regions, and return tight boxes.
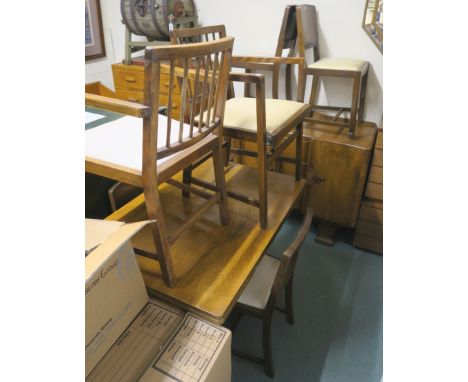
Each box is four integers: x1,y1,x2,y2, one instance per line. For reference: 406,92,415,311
86,105,306,324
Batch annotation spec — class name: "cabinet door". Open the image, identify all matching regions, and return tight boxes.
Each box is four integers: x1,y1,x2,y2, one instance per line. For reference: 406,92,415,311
306,128,375,228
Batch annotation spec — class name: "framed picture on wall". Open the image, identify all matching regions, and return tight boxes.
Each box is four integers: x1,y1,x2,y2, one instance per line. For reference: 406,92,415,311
85,0,106,60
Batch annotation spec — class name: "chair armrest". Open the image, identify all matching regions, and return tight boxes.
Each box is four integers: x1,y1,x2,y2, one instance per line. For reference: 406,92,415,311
85,93,150,118
232,55,304,70
228,72,264,84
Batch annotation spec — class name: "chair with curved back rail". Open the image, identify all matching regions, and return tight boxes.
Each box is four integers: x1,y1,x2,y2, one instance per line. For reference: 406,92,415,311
230,168,315,377
85,37,234,287
171,25,310,229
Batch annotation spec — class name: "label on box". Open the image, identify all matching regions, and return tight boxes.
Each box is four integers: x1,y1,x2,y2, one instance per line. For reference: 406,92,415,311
86,300,184,382
142,314,229,382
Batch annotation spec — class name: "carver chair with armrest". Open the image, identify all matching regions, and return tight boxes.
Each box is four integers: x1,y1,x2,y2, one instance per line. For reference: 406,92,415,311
85,37,234,287
230,169,315,377
282,4,369,137
171,25,310,229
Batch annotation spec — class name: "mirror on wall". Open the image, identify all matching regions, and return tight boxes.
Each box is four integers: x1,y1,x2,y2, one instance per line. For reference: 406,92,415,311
363,0,383,53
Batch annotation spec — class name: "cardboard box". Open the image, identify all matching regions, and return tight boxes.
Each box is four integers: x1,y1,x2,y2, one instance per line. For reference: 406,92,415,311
139,314,232,382
85,219,150,376
85,219,232,382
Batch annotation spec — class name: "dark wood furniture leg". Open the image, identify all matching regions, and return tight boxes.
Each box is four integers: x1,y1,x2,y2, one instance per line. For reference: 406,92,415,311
285,275,294,325
315,219,337,246
263,314,274,377
212,141,230,225
182,166,192,198
358,70,369,121
348,72,362,137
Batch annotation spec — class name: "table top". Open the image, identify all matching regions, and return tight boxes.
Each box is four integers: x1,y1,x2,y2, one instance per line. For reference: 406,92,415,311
105,162,305,324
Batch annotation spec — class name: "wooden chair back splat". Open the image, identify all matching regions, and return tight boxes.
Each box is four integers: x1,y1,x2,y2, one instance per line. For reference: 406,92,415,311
85,37,234,287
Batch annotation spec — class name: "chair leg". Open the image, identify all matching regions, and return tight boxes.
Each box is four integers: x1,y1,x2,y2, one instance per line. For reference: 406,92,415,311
295,123,303,180
212,142,230,225
257,150,268,229
182,166,192,199
263,314,274,378
143,183,174,287
285,63,291,101
285,276,295,325
230,310,243,332
308,74,320,117
358,70,369,122
224,137,232,166
348,73,361,137
273,64,280,99
244,68,252,97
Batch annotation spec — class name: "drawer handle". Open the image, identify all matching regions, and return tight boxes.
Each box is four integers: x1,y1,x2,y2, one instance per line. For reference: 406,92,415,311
125,76,137,83
127,97,139,102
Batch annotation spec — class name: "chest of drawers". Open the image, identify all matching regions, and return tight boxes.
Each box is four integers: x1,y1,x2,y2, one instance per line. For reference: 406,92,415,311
112,63,182,120
353,128,383,254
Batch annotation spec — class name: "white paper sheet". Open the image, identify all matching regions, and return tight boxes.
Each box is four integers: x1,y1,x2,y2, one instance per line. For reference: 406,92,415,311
86,111,106,124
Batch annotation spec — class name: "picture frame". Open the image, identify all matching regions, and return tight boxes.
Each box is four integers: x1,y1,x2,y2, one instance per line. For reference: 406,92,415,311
85,0,106,61
362,0,383,53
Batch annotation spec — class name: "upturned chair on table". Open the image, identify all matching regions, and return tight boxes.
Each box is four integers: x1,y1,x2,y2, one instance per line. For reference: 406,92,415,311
229,168,315,378
171,25,310,229
85,37,234,287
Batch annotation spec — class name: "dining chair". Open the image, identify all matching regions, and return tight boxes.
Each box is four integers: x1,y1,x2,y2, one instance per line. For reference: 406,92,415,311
284,4,369,137
85,37,234,287
171,25,310,229
230,169,315,377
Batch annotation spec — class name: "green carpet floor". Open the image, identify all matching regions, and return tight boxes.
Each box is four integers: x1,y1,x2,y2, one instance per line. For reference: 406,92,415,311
228,211,383,381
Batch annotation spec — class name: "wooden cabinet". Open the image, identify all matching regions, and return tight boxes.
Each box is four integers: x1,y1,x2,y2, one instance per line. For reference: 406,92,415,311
353,128,383,254
304,121,377,244
111,63,182,120
230,119,377,245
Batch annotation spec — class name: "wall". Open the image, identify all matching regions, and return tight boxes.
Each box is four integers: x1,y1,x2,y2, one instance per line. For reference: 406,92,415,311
85,0,144,89
86,0,383,124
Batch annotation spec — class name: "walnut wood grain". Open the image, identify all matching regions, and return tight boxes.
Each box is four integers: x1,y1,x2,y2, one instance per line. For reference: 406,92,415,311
305,119,377,228
105,162,306,324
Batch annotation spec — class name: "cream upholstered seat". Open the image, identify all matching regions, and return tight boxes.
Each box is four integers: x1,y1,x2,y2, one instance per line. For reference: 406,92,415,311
171,24,310,229
308,57,369,73
238,255,280,310
223,98,310,135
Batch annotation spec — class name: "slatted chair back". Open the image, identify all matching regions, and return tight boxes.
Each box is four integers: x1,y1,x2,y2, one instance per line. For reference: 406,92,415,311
170,24,226,45
170,26,234,99
143,37,234,162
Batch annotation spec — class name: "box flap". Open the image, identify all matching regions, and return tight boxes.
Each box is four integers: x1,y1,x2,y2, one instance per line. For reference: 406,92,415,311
85,220,151,280
85,219,124,253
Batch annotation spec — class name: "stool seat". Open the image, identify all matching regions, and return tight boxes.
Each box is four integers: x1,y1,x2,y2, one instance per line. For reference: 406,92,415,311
308,58,369,73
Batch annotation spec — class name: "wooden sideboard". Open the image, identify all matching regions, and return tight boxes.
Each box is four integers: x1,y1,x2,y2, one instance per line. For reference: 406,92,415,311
112,62,182,120
353,128,383,254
